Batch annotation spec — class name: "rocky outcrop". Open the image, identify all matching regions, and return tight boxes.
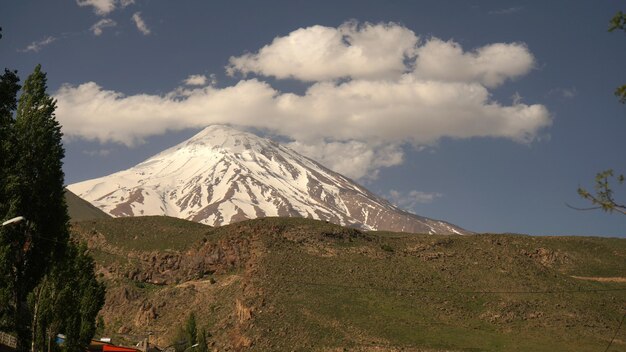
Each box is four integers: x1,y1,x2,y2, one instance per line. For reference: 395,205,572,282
99,237,251,285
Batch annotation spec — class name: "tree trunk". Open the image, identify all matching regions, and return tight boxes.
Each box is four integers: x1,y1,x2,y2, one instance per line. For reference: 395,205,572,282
13,243,25,352
30,282,43,352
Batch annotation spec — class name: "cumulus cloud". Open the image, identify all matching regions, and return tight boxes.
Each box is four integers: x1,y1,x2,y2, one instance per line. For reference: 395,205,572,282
90,18,117,36
19,36,57,53
227,21,418,81
184,74,208,86
76,0,133,15
132,12,150,35
54,21,551,180
387,190,443,213
55,78,550,145
287,141,403,180
226,22,534,88
55,77,550,178
412,39,535,88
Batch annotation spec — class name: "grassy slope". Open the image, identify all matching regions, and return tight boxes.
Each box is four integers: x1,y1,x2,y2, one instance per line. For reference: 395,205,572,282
254,229,626,351
73,216,211,251
65,189,111,222
72,217,626,351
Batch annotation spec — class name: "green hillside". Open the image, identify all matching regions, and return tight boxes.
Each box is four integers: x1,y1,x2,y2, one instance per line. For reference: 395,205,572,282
71,217,626,351
65,189,111,222
74,215,211,251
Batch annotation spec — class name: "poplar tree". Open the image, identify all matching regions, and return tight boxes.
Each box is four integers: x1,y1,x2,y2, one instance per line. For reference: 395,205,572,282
0,26,23,336
2,64,69,351
185,313,197,347
62,244,105,350
196,329,208,352
0,63,21,333
31,243,105,352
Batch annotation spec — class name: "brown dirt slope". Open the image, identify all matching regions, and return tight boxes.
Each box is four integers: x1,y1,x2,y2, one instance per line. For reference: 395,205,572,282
71,217,626,352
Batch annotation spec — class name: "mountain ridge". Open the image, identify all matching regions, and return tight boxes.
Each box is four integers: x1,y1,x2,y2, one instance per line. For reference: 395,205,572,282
68,125,468,234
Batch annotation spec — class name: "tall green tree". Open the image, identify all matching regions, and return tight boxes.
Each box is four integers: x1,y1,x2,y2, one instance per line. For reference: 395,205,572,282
196,328,208,352
1,64,69,351
0,67,20,151
0,25,23,338
171,313,199,352
0,67,20,138
1,34,103,352
0,68,21,333
185,313,197,347
30,242,105,352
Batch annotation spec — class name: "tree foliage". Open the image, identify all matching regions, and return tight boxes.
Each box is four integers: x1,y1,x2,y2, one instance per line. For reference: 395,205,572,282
184,313,197,348
577,170,626,215
0,62,104,351
30,242,105,352
577,11,626,213
608,11,626,103
171,313,208,352
0,66,21,333
0,64,71,349
196,328,208,352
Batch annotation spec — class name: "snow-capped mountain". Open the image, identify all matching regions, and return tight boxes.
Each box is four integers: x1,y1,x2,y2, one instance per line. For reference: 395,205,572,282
68,125,468,234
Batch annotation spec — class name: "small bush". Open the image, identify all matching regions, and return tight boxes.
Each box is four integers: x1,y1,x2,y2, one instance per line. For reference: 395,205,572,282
381,244,394,252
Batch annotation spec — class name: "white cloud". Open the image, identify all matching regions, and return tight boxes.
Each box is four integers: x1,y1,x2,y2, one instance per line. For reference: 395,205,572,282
287,141,403,180
184,74,208,86
561,89,577,98
226,22,534,88
54,78,550,146
19,36,57,53
412,38,535,88
82,149,112,157
119,0,135,8
54,21,551,180
54,77,550,178
549,87,577,99
489,7,523,15
227,21,418,81
90,18,117,36
209,74,218,86
76,0,117,15
132,12,151,35
76,0,133,15
387,189,443,213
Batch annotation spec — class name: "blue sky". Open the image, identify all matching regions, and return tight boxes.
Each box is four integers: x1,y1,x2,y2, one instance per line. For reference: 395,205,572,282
1,0,625,236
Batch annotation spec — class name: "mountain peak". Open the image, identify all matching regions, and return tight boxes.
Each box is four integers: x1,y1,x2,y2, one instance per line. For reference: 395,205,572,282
191,124,251,140
68,126,468,234
182,124,263,149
